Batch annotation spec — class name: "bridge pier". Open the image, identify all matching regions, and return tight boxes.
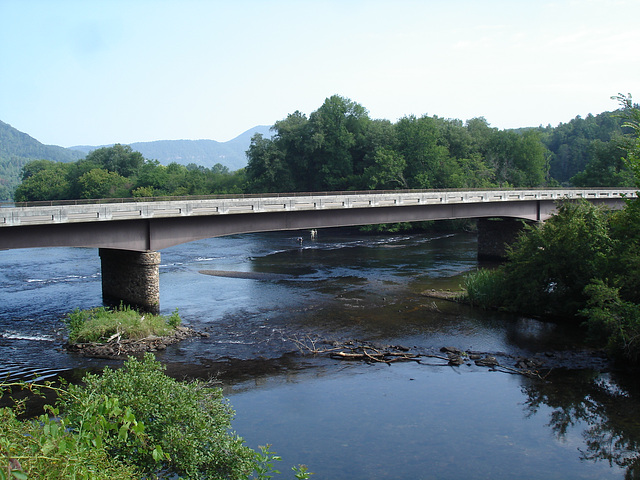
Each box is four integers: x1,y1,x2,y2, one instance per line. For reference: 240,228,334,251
99,248,161,314
477,218,529,261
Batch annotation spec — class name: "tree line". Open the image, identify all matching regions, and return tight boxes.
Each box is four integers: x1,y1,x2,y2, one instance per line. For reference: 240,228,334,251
11,94,637,202
14,145,246,202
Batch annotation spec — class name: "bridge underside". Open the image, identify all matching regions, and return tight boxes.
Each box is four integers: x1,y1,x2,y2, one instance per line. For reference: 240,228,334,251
0,199,571,252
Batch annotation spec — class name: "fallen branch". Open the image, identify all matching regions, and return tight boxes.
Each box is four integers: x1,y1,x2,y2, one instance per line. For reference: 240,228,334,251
287,336,547,378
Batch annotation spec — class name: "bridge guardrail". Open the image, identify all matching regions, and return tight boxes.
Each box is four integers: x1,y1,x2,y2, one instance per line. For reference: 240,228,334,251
1,188,637,227
1,187,638,209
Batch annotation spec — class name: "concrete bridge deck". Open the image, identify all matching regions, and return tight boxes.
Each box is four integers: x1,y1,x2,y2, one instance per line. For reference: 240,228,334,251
1,189,636,251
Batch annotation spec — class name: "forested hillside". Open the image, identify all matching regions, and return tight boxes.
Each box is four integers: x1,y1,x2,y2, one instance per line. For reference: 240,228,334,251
538,111,633,185
0,120,84,200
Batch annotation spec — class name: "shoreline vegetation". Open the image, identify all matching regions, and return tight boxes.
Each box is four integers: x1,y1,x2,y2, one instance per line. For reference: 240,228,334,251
1,354,312,480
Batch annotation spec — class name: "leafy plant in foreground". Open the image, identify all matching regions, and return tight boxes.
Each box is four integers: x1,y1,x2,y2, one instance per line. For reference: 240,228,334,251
61,353,257,478
2,354,312,479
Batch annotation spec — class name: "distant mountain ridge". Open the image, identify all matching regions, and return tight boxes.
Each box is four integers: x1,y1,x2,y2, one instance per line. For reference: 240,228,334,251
70,125,272,171
0,120,85,163
0,120,85,200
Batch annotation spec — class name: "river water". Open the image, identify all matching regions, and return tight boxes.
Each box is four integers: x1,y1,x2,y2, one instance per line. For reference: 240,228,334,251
1,229,639,479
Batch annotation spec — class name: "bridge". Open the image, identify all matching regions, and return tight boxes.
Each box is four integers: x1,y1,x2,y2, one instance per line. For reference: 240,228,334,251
1,188,636,312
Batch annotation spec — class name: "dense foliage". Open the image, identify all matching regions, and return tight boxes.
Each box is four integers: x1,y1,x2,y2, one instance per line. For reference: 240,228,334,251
463,94,640,366
538,109,634,185
1,354,311,479
245,95,551,193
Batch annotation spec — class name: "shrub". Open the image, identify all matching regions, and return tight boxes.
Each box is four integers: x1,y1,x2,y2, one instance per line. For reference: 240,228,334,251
0,396,141,480
582,280,640,365
60,353,258,479
1,355,312,479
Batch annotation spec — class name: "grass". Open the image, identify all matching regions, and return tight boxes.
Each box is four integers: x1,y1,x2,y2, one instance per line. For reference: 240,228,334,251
461,268,506,310
63,305,181,344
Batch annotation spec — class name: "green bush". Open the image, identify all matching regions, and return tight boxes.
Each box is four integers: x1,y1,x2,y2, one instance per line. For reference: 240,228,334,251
582,280,640,364
61,353,258,479
0,394,142,480
1,354,312,479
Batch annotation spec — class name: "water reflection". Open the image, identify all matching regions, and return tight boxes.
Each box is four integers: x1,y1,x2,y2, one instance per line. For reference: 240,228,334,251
523,371,640,479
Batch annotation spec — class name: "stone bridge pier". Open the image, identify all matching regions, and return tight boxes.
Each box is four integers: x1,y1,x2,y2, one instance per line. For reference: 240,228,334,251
477,217,531,261
99,248,161,314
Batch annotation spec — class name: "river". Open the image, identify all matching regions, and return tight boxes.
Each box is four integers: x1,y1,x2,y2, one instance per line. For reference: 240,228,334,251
1,228,639,479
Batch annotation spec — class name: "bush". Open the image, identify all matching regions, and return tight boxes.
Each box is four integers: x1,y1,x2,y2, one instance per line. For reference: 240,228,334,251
582,280,640,365
0,395,141,479
1,354,311,479
60,353,258,479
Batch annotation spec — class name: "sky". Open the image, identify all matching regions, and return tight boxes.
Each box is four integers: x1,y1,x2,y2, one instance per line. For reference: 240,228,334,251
1,0,639,148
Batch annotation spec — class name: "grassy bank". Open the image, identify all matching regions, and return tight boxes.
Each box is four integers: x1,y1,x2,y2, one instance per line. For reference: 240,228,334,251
64,305,181,344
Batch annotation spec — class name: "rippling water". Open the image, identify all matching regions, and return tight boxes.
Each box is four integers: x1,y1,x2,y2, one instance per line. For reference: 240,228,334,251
1,228,639,478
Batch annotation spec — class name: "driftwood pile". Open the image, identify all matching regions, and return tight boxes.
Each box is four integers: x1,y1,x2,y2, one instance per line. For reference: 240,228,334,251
288,336,546,378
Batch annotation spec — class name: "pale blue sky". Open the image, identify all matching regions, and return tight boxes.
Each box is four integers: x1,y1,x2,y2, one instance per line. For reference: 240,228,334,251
1,0,638,147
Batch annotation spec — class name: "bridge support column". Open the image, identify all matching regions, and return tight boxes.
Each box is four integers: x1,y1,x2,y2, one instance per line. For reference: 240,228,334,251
477,218,528,261
99,248,160,314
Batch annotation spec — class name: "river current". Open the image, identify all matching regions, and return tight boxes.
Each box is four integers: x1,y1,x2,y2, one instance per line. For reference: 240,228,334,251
1,229,639,479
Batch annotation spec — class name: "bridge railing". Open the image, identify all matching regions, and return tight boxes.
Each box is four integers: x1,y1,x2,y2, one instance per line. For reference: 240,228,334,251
1,187,638,209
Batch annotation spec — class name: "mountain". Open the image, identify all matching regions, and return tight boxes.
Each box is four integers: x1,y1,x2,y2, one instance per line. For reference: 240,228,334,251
0,120,84,163
70,125,272,171
0,120,84,201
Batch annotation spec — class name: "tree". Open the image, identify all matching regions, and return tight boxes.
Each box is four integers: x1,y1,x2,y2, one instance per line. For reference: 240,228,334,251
85,144,144,177
307,95,370,190
14,161,71,201
78,168,131,199
364,147,408,189
245,133,294,193
570,139,634,187
500,200,613,317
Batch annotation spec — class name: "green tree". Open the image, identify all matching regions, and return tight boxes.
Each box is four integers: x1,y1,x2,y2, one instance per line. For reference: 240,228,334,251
570,139,634,187
500,200,613,317
245,133,294,193
78,168,131,199
484,129,549,187
14,161,71,201
307,95,370,190
85,144,144,177
364,147,408,189
394,115,452,188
